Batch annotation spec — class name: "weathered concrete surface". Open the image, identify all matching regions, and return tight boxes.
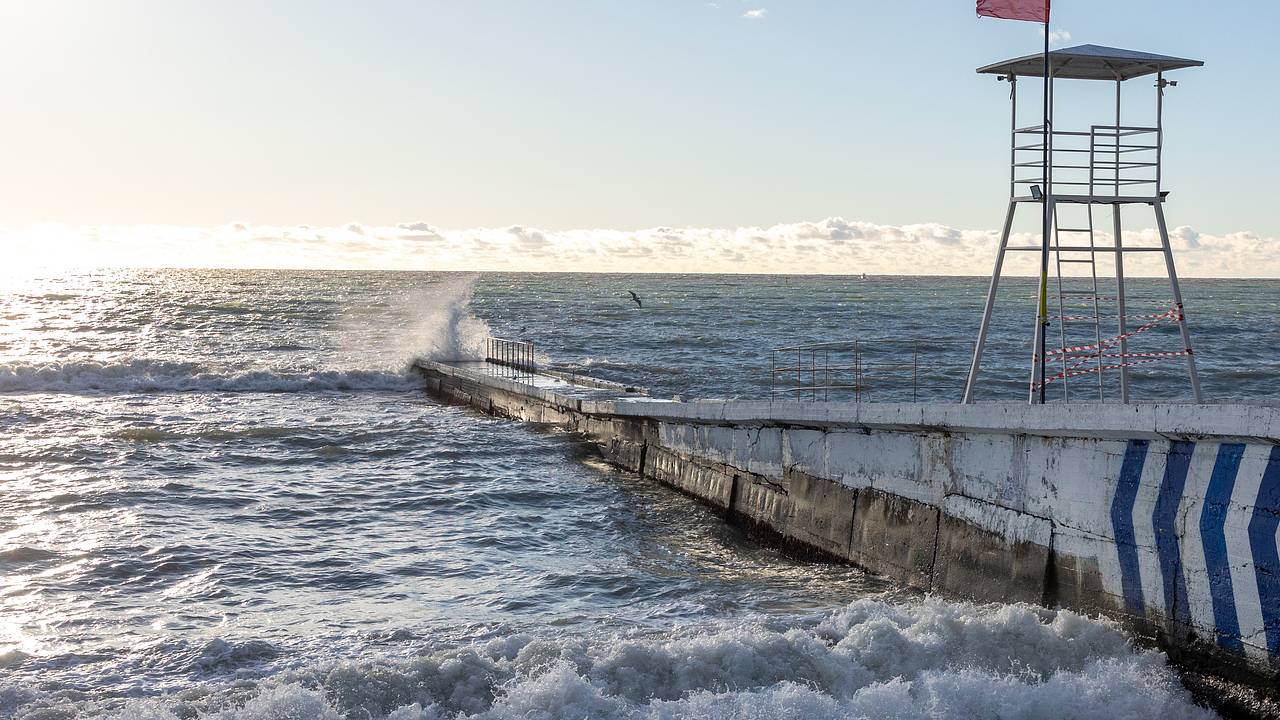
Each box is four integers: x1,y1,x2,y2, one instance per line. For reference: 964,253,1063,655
414,359,1280,692
785,468,858,559
847,489,936,590
933,494,1052,604
645,446,733,509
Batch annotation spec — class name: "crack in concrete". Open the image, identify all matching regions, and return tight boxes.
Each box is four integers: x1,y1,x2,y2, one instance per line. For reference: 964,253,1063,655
943,490,1058,526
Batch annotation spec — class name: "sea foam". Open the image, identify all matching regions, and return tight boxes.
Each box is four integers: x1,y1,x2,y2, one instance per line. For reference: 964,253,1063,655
3,598,1216,720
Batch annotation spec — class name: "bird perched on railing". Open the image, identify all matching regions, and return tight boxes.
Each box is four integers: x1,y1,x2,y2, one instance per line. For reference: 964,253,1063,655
627,291,642,308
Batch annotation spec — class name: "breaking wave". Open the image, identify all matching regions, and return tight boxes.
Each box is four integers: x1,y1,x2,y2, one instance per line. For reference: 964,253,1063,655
0,599,1214,720
337,274,492,368
0,358,420,394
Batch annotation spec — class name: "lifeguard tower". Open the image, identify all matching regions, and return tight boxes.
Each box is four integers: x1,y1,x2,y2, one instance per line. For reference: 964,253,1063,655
962,45,1204,404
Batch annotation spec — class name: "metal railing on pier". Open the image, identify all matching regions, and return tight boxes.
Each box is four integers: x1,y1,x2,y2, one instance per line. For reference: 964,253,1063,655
770,339,968,403
485,337,536,376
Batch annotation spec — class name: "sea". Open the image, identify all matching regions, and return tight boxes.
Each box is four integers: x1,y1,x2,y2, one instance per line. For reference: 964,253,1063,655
3,268,1277,720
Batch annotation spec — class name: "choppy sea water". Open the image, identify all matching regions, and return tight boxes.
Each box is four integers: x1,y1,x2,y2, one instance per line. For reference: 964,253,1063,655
5,268,1275,720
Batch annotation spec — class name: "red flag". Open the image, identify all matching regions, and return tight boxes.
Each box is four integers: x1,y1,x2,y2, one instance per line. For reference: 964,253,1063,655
976,0,1049,23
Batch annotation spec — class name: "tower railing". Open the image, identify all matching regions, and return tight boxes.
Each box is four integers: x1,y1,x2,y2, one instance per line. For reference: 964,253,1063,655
1010,125,1161,199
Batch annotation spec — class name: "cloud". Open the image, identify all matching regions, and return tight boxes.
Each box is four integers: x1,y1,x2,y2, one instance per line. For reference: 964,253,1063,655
393,221,445,244
1039,27,1071,45
742,8,766,19
3,218,1278,278
1170,226,1200,249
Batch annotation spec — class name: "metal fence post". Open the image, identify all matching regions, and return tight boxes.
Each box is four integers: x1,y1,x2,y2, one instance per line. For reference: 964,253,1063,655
857,342,863,403
796,348,801,400
913,340,919,402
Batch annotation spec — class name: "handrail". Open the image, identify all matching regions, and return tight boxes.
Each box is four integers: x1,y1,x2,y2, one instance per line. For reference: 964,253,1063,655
773,338,946,352
485,337,535,374
1014,125,1156,135
770,339,969,402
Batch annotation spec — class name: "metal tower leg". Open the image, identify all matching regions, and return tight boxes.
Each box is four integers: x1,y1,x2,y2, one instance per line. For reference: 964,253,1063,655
1153,201,1203,402
963,201,1016,403
1112,205,1130,403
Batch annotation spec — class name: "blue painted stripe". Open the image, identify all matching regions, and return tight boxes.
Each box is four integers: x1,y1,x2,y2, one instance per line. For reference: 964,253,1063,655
1154,441,1194,625
1249,445,1280,657
1112,439,1149,616
1200,443,1245,652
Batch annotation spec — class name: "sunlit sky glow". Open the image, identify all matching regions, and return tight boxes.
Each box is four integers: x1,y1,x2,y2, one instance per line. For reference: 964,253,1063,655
2,1,1276,275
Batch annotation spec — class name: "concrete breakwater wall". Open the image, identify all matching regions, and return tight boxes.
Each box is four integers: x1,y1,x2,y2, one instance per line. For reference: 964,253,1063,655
415,359,1280,688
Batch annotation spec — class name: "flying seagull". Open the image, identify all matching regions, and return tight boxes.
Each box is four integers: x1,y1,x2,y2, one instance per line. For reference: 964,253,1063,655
627,291,642,308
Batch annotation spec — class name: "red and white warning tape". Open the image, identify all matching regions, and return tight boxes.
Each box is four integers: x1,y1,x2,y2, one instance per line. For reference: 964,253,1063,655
1035,352,1191,388
1042,307,1181,359
1061,349,1192,361
1052,310,1182,322
1031,303,1195,390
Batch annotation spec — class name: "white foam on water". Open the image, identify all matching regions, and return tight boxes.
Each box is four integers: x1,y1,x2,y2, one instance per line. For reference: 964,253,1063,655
0,358,419,394
2,598,1217,720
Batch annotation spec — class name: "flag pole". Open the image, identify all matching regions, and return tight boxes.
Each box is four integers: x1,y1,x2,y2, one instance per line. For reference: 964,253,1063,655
1035,8,1051,403
976,0,1052,403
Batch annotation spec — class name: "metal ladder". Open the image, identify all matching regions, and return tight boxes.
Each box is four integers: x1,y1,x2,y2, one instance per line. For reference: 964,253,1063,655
1050,202,1106,401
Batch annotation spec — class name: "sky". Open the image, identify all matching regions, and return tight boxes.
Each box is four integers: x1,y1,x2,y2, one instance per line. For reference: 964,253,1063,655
1,1,1276,275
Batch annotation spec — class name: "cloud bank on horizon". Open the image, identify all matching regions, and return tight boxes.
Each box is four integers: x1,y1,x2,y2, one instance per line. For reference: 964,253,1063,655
3,218,1275,278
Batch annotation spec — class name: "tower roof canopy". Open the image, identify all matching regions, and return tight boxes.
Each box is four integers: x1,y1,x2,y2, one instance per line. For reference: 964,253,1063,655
976,44,1203,81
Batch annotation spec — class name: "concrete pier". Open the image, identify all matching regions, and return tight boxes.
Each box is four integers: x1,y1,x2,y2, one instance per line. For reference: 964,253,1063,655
415,359,1280,690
